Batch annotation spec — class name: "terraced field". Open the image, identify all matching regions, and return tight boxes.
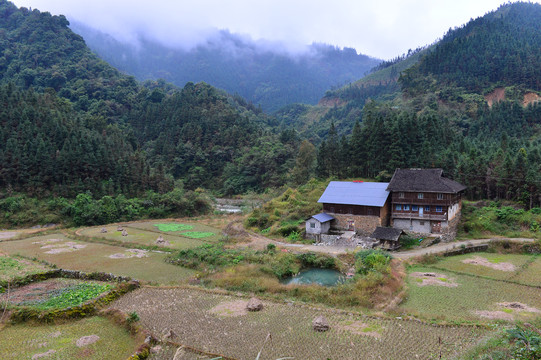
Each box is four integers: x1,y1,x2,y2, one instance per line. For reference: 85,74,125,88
79,221,221,250
0,254,51,282
0,316,137,360
0,234,195,284
112,287,487,360
401,253,541,322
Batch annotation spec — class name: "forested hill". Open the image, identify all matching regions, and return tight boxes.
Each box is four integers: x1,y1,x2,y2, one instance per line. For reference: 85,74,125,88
0,0,297,199
401,2,541,95
70,22,381,113
309,1,541,208
0,1,139,121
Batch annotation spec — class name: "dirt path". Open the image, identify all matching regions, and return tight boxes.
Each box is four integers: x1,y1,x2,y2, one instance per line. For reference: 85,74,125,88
238,231,535,259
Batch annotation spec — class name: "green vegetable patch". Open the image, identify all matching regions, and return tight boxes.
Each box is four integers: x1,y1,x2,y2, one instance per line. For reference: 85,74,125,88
180,231,215,239
154,223,194,232
4,278,112,310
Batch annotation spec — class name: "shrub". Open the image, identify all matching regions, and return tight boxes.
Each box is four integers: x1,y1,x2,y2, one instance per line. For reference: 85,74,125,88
355,249,392,275
127,311,140,324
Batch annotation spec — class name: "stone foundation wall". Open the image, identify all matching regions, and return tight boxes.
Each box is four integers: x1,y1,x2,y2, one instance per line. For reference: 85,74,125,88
331,214,382,233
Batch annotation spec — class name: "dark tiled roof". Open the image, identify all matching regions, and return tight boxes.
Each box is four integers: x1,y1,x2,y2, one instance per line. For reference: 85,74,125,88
386,168,466,193
371,227,403,241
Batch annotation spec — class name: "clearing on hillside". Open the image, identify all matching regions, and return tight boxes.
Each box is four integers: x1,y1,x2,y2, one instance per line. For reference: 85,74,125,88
0,255,50,282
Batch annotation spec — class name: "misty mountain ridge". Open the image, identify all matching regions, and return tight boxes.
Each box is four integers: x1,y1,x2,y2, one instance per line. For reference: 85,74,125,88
70,21,381,112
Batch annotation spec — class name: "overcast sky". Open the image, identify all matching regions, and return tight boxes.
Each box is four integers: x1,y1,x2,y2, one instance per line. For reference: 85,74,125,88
9,0,538,59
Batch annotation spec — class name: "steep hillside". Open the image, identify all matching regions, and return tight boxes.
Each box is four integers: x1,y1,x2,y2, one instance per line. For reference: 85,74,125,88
292,2,541,208
70,22,381,112
0,0,297,198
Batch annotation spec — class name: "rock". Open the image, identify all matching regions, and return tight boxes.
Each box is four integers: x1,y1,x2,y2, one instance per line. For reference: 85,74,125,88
32,350,56,359
163,329,177,340
121,229,128,237
246,297,264,312
100,228,107,233
150,345,162,354
156,235,165,243
312,315,330,332
117,225,123,231
76,335,100,347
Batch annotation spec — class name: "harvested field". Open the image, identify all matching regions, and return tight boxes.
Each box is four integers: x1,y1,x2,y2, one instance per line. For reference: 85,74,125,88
410,272,458,287
0,255,50,282
111,287,487,360
79,220,221,250
510,256,541,286
462,256,516,271
0,234,195,285
433,253,533,281
401,266,541,321
0,316,137,360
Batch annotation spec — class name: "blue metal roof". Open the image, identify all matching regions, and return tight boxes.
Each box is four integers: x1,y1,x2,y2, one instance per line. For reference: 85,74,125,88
318,181,390,207
311,213,335,223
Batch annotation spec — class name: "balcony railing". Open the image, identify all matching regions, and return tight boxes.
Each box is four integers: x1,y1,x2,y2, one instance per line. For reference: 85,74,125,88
391,212,448,221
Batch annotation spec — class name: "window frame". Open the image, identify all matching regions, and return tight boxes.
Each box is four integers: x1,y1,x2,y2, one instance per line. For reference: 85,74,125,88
417,193,424,199
437,193,444,200
436,206,443,212
404,205,410,211
395,204,402,211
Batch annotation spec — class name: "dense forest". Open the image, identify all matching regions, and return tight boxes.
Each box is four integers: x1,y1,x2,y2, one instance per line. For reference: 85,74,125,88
71,22,380,112
314,2,541,208
2,0,541,226
0,0,298,225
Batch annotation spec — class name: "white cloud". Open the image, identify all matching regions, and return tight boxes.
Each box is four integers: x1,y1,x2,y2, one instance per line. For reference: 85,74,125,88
10,0,537,59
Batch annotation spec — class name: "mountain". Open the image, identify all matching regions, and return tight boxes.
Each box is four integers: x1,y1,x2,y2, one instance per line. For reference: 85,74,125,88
287,2,541,207
0,0,296,198
70,22,381,112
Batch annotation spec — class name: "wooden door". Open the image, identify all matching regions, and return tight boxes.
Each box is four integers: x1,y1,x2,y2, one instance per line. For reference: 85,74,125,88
347,220,354,231
431,221,441,233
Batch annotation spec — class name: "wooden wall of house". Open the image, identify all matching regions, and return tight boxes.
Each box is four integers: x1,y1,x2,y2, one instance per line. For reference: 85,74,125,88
391,192,461,206
322,203,381,217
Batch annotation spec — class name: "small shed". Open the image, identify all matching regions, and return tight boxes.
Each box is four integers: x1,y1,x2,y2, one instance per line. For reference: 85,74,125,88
306,213,335,236
371,227,404,250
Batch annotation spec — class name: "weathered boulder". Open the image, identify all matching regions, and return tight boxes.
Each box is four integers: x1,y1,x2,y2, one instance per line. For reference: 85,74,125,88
121,229,128,237
312,315,330,332
163,329,177,340
117,225,123,231
156,235,165,243
100,228,107,233
246,297,264,312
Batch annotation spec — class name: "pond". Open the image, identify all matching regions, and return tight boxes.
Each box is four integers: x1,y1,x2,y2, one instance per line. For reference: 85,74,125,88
281,268,346,286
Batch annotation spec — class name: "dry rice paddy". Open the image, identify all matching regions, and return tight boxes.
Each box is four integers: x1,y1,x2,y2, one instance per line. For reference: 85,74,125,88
0,234,195,284
0,316,137,359
112,287,487,360
79,220,221,250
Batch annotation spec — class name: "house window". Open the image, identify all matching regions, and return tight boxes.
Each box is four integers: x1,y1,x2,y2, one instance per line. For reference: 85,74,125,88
437,193,444,200
412,205,418,211
436,206,443,212
404,205,410,211
425,206,430,211
399,192,404,198
417,193,424,199
367,208,373,215
330,207,335,213
396,205,402,211
419,221,425,225
310,222,316,228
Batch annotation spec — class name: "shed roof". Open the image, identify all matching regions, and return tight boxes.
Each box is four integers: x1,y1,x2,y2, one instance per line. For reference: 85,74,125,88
318,181,390,207
371,227,403,241
386,169,466,193
311,213,335,223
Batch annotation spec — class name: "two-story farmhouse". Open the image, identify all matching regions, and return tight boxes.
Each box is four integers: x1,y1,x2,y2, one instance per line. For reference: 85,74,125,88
316,181,391,233
386,169,466,233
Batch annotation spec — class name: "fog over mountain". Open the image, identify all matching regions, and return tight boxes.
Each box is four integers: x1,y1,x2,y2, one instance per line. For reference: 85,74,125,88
71,21,381,111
